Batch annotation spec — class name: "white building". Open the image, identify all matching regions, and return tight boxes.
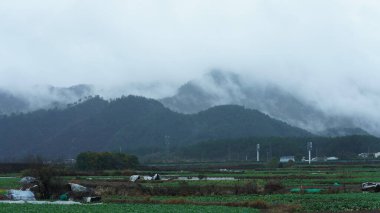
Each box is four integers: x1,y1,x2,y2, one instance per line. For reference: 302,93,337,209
374,152,380,158
280,156,295,163
326,157,339,161
358,153,369,158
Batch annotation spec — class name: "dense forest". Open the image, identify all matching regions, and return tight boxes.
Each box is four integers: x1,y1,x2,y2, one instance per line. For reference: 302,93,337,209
176,135,380,161
0,95,310,160
76,152,139,170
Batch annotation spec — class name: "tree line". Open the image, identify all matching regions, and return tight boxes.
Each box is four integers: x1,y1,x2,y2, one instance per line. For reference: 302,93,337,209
76,152,139,170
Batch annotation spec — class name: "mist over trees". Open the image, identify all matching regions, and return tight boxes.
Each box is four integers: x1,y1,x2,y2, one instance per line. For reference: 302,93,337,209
0,95,309,160
76,152,139,170
0,94,377,162
177,135,380,161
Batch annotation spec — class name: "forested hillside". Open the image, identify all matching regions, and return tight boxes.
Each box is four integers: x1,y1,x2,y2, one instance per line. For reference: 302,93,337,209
178,135,380,161
0,95,310,160
0,85,93,115
161,70,364,136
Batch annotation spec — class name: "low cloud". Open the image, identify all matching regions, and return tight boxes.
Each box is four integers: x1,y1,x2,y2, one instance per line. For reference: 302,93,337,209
1,0,380,133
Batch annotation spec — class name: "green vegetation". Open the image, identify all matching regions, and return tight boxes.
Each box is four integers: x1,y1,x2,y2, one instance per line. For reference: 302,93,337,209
0,177,20,190
0,95,379,162
179,135,380,161
0,204,257,213
97,164,380,212
0,95,310,160
119,194,380,212
76,152,139,170
2,163,380,212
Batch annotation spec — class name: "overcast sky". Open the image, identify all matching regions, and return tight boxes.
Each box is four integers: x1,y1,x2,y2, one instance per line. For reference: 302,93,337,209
1,0,380,102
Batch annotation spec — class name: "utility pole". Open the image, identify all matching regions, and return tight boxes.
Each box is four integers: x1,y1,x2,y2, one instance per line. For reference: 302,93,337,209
308,142,312,165
257,144,260,162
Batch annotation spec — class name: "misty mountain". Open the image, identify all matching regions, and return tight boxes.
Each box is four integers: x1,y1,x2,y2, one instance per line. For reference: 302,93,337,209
319,127,370,137
0,90,29,115
160,70,363,136
180,135,380,161
0,85,94,114
0,95,310,160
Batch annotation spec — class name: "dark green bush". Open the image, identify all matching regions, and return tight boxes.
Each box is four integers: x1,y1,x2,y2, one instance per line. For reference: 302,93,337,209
76,152,139,171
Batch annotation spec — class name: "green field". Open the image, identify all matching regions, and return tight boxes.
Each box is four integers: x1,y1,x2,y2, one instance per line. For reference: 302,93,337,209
122,193,380,212
0,203,257,213
0,177,20,190
2,163,380,212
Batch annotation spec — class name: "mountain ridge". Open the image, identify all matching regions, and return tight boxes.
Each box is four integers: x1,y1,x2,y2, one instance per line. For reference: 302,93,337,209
160,70,364,136
0,70,371,137
0,84,94,115
0,95,311,160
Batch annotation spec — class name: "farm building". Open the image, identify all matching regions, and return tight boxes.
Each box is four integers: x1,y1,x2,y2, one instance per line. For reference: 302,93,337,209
280,156,295,163
326,156,339,161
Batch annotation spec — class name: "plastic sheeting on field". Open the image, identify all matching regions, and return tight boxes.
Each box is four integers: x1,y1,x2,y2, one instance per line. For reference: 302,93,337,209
129,175,140,182
7,190,36,201
130,174,161,182
290,188,301,193
20,177,37,185
290,188,322,193
304,188,322,193
0,200,81,205
83,196,101,203
152,174,160,180
143,176,153,181
69,183,88,193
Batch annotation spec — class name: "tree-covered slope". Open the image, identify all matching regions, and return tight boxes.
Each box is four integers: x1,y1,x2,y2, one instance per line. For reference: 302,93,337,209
160,70,362,136
0,95,310,159
0,85,94,115
179,135,380,161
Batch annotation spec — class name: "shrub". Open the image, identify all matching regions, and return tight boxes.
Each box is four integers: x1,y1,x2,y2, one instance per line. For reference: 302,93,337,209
264,180,284,194
22,166,69,199
76,152,139,171
245,200,269,209
285,160,295,168
197,174,206,180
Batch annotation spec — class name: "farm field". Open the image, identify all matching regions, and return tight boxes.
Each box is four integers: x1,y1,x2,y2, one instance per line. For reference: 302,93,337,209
0,203,257,213
2,163,380,212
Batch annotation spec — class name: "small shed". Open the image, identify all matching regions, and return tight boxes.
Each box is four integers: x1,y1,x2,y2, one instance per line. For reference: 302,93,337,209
326,156,339,161
280,156,295,163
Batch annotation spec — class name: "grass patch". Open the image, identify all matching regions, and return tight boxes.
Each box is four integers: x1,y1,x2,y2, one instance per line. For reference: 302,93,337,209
0,178,20,190
0,203,258,213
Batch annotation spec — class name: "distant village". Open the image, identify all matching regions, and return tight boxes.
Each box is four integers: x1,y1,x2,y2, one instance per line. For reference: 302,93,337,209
279,152,380,163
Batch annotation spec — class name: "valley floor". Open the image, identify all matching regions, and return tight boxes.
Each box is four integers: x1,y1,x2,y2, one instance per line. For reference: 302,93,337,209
2,162,380,212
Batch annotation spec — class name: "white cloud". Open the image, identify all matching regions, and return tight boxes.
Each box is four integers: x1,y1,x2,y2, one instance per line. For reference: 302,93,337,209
1,0,380,130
